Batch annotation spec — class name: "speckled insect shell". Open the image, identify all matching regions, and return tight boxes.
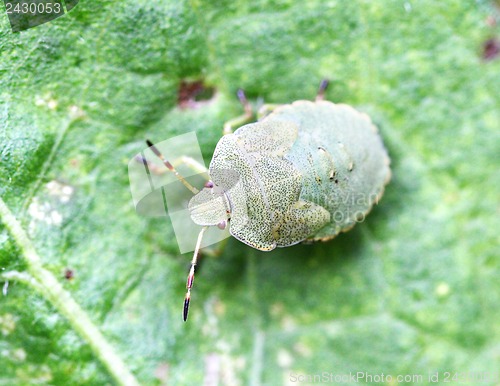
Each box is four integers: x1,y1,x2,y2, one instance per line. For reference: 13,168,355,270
189,100,391,251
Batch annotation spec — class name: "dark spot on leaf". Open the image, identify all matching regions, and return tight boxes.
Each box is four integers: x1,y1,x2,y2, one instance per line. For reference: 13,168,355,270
64,268,74,280
178,80,216,109
482,37,500,61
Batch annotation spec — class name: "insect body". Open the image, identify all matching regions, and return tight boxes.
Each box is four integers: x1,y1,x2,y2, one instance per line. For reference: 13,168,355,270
191,100,390,250
146,81,390,321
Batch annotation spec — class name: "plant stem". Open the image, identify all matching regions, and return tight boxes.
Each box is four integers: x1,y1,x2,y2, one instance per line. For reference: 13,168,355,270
0,197,140,386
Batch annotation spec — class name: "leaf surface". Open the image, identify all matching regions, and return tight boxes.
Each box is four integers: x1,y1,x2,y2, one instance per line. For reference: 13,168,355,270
1,0,499,384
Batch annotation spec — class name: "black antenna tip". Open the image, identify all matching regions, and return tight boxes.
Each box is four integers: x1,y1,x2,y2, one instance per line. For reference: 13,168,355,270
183,297,190,322
146,139,162,157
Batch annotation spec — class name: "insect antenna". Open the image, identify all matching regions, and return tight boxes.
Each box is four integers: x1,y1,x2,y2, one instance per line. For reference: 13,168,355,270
145,139,199,194
316,79,330,101
184,225,208,321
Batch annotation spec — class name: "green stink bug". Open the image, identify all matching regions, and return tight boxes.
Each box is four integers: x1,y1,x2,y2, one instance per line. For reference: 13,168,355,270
145,80,390,321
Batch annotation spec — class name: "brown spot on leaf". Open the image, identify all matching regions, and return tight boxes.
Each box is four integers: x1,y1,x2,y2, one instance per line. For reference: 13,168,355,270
64,268,74,280
482,37,500,61
178,80,216,109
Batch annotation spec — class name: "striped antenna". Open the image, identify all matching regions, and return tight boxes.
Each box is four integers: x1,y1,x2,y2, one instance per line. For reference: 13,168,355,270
145,139,208,321
183,226,208,321
146,139,199,195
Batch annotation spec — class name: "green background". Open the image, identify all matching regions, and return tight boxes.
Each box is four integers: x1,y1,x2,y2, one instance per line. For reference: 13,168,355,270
1,0,499,385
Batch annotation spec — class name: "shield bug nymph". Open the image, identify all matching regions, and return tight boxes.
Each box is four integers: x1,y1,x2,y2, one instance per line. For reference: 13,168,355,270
144,80,391,321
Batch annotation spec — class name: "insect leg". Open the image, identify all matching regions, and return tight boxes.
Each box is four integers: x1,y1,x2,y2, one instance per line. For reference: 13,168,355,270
316,79,329,101
223,89,253,135
256,103,282,120
184,225,208,321
144,140,200,194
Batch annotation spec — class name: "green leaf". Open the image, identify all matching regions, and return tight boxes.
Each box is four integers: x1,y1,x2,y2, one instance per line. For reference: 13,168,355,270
1,0,499,384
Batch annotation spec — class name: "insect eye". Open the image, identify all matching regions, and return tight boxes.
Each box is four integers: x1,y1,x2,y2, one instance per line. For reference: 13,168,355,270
204,181,214,188
217,220,227,230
